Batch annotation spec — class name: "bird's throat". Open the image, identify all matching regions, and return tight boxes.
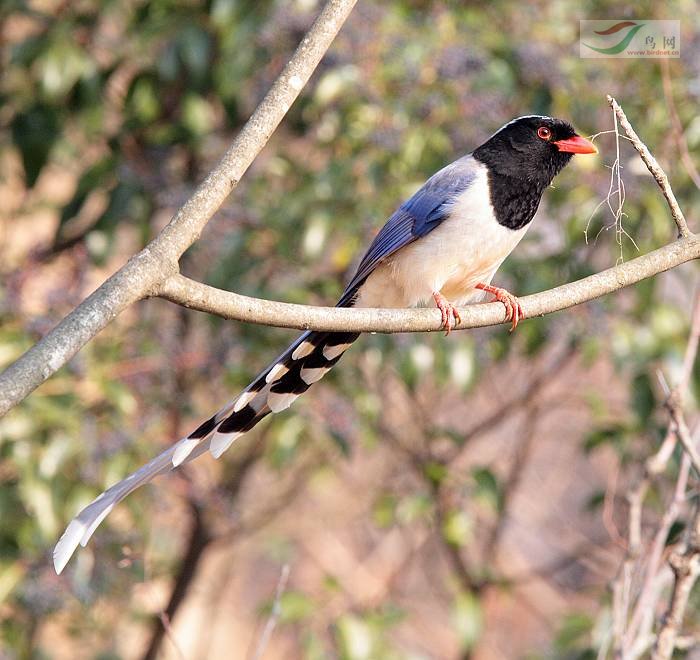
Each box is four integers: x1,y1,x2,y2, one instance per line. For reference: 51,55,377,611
484,170,551,231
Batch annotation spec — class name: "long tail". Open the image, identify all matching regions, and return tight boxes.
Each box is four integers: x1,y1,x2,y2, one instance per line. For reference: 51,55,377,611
53,329,360,574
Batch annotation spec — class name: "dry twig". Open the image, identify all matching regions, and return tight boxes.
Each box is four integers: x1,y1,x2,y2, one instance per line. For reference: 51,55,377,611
249,564,291,660
660,59,700,191
611,291,700,659
607,95,690,238
653,505,700,660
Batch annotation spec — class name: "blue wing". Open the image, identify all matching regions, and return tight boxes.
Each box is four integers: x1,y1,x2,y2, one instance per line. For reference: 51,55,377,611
338,155,478,307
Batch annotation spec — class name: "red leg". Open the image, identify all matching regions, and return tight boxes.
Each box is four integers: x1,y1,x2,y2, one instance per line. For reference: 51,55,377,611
475,283,524,332
432,291,461,335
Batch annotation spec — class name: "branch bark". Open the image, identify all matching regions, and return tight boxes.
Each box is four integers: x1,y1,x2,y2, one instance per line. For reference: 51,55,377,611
0,0,358,417
155,234,699,332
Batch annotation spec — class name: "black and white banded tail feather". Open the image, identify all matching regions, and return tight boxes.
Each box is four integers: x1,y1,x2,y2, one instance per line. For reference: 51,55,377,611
53,328,360,574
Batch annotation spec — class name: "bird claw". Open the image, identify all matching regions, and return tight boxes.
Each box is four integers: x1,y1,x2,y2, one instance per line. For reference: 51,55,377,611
433,292,461,335
475,283,524,332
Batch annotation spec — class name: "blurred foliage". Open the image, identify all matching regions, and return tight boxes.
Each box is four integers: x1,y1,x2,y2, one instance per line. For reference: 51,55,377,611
1,0,700,658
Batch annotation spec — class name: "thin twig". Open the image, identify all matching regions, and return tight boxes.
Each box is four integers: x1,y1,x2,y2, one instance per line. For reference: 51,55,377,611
664,394,700,477
625,454,691,651
141,504,210,660
610,287,700,659
660,59,700,190
249,564,291,660
679,288,700,396
608,104,634,262
652,504,700,660
607,95,691,238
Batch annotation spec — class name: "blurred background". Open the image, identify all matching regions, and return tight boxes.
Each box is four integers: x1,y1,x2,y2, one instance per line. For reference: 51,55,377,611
1,1,699,658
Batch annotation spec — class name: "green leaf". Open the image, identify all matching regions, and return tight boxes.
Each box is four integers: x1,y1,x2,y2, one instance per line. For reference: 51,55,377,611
423,461,447,486
582,425,626,454
11,105,59,187
666,520,685,546
452,591,482,650
442,510,473,547
279,590,314,623
373,494,396,528
56,156,116,238
38,39,92,98
128,76,161,123
631,371,655,425
584,490,605,512
177,25,212,83
181,93,215,136
472,467,502,512
555,613,593,651
336,614,374,660
396,493,432,524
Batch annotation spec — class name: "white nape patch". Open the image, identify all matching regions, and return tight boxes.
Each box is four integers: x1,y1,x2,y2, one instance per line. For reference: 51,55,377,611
267,390,299,413
493,114,550,136
292,340,315,360
266,362,289,383
233,390,256,413
322,343,352,361
172,438,200,467
210,431,244,459
300,366,328,384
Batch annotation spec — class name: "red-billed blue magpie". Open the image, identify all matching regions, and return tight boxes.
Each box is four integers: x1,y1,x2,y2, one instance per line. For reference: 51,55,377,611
54,115,596,573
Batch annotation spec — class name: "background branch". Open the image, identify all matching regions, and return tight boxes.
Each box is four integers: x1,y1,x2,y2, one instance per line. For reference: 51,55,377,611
660,59,700,190
653,505,700,660
611,290,700,659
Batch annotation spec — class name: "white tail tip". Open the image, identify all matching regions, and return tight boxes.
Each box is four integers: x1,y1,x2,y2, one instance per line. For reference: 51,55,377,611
172,437,200,467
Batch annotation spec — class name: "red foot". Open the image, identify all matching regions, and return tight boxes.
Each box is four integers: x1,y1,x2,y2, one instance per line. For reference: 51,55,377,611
433,292,461,335
475,283,524,332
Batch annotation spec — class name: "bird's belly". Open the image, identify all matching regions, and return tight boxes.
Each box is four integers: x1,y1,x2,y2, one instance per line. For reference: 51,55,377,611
388,215,527,306
353,167,531,310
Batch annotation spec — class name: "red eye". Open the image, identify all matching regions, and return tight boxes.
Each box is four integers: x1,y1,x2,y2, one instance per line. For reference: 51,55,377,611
537,126,552,140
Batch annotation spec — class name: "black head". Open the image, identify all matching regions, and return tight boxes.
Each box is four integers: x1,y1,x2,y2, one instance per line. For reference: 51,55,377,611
473,115,596,184
472,115,596,230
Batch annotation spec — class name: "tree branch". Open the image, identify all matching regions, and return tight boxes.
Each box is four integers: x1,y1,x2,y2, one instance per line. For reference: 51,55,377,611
154,235,699,332
141,502,210,660
612,290,700,659
607,95,691,238
0,0,358,418
652,504,700,660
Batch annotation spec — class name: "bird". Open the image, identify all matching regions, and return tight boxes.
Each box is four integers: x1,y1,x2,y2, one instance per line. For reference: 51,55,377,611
53,115,597,574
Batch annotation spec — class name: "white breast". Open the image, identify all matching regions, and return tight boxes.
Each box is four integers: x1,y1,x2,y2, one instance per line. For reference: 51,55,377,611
354,163,529,309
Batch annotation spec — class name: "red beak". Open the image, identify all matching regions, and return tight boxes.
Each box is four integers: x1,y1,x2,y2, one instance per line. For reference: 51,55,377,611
553,135,597,154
